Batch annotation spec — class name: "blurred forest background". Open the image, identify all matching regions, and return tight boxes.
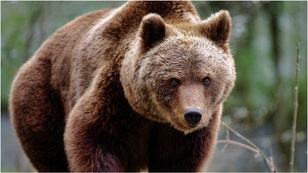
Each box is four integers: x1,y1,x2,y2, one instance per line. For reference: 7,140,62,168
1,1,307,172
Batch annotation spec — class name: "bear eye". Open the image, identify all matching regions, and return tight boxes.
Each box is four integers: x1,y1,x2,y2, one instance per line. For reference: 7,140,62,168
202,77,211,86
170,78,180,87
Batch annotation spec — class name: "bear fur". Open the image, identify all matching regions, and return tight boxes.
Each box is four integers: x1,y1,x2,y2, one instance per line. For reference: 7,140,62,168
9,1,236,172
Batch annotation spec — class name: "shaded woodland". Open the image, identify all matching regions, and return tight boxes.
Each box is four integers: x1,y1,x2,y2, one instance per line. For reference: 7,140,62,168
1,1,307,172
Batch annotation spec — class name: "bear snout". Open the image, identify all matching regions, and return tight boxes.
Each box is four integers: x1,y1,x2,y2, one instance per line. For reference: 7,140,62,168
183,108,202,127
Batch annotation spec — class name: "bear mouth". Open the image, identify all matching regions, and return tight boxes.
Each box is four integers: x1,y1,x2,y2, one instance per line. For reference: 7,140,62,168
169,116,202,134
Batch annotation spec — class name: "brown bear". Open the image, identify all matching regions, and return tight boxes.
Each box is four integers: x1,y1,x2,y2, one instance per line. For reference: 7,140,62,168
9,1,236,172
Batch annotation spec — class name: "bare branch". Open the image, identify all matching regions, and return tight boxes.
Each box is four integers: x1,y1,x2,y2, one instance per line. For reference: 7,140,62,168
221,130,230,152
217,139,259,154
220,122,278,172
290,42,301,172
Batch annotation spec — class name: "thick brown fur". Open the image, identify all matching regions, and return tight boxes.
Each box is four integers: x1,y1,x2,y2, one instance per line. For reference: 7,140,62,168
9,1,236,172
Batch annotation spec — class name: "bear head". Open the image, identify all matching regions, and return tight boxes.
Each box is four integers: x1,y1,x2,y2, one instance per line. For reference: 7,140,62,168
121,10,236,134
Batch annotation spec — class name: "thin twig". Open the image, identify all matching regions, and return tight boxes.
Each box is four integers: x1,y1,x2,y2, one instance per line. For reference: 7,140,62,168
217,139,259,154
290,42,301,172
269,150,275,173
221,130,230,152
221,121,277,172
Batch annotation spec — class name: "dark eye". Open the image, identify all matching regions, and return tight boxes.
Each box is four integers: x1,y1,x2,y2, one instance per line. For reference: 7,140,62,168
170,78,180,87
202,77,211,86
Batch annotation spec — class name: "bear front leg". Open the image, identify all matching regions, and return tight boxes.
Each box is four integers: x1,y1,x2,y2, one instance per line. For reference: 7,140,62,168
64,92,126,172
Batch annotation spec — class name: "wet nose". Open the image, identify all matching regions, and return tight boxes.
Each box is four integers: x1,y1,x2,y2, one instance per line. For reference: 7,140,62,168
184,108,202,127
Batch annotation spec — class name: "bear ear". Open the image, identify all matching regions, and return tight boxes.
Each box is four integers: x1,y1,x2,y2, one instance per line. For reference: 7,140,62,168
139,13,166,52
200,10,231,48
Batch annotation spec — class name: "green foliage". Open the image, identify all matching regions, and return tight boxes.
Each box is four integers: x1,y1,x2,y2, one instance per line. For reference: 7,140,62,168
2,2,32,109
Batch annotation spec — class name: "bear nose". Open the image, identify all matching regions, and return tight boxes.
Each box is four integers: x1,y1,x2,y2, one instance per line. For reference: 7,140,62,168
183,108,202,127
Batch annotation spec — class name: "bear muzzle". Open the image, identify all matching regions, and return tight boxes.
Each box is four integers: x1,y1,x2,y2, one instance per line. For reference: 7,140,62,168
183,108,202,127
